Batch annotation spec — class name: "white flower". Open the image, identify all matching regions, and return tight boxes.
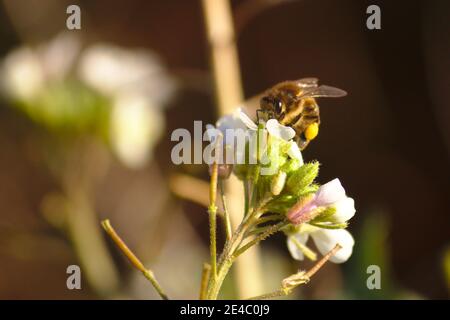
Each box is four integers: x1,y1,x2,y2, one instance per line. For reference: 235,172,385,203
287,141,303,165
1,32,80,100
78,43,176,169
286,178,356,263
265,119,296,141
1,47,44,100
333,197,356,223
315,178,346,206
235,107,257,130
205,108,250,166
234,109,303,163
78,44,176,106
287,226,355,263
38,33,80,81
206,108,303,171
110,93,164,168
286,232,309,261
213,107,250,141
287,178,355,224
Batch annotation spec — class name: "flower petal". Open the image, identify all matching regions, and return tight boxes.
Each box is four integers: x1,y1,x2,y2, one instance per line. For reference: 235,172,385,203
266,119,296,141
314,178,346,206
237,108,258,130
310,229,355,263
287,233,309,261
205,124,223,146
333,197,356,223
2,47,44,100
216,114,239,132
287,141,304,164
110,94,163,168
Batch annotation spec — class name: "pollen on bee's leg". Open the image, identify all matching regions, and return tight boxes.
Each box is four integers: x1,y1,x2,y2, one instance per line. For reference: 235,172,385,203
305,123,319,141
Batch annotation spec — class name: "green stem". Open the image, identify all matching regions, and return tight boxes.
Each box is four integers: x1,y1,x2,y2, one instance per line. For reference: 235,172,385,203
206,215,254,299
208,163,219,280
205,189,275,299
247,288,290,300
234,220,287,258
243,180,250,216
208,208,217,280
143,270,169,300
219,180,232,241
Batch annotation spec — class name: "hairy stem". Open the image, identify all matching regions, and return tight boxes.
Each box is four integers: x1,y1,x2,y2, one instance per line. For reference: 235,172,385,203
208,163,219,280
234,220,287,258
206,195,275,299
219,180,232,241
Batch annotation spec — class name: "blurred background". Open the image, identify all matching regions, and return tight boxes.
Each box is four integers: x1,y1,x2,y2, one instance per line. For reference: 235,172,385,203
0,0,448,299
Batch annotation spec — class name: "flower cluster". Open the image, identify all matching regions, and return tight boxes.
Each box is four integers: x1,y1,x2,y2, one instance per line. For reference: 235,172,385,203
207,108,356,264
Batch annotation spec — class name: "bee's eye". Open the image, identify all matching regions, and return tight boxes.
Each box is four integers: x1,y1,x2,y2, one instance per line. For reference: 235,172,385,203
305,123,319,140
273,99,283,113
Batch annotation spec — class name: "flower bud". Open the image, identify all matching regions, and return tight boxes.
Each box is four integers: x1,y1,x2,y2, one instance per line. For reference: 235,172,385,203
287,194,318,224
271,171,287,196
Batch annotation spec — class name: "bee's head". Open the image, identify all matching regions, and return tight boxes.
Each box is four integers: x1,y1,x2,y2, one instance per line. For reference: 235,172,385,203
260,95,283,116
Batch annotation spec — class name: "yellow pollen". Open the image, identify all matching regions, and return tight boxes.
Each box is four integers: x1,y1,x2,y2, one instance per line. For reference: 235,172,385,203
305,123,319,140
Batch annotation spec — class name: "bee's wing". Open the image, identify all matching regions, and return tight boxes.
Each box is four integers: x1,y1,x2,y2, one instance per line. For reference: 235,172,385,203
297,77,319,88
298,85,347,99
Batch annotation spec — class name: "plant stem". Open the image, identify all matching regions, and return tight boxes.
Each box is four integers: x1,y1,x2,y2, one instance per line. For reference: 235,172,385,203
199,263,211,300
208,163,219,280
304,244,342,279
219,180,232,241
246,244,342,300
243,180,250,216
247,288,289,300
101,219,168,300
206,196,277,299
202,0,264,299
206,215,253,299
234,220,287,258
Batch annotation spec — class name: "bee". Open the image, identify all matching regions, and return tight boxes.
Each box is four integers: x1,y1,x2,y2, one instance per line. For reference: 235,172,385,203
257,78,347,150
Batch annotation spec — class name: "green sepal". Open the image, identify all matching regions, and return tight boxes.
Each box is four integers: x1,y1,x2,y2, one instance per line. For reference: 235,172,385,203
286,161,320,195
310,206,337,223
310,221,348,229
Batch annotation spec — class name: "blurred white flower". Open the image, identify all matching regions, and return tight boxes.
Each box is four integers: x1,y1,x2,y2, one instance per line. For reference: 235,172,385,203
1,32,80,101
78,44,176,107
1,34,176,169
1,47,44,100
78,44,176,168
111,93,165,168
38,32,80,81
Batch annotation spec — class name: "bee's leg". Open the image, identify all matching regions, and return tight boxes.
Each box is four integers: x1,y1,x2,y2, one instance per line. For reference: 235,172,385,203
297,135,310,151
256,109,265,124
